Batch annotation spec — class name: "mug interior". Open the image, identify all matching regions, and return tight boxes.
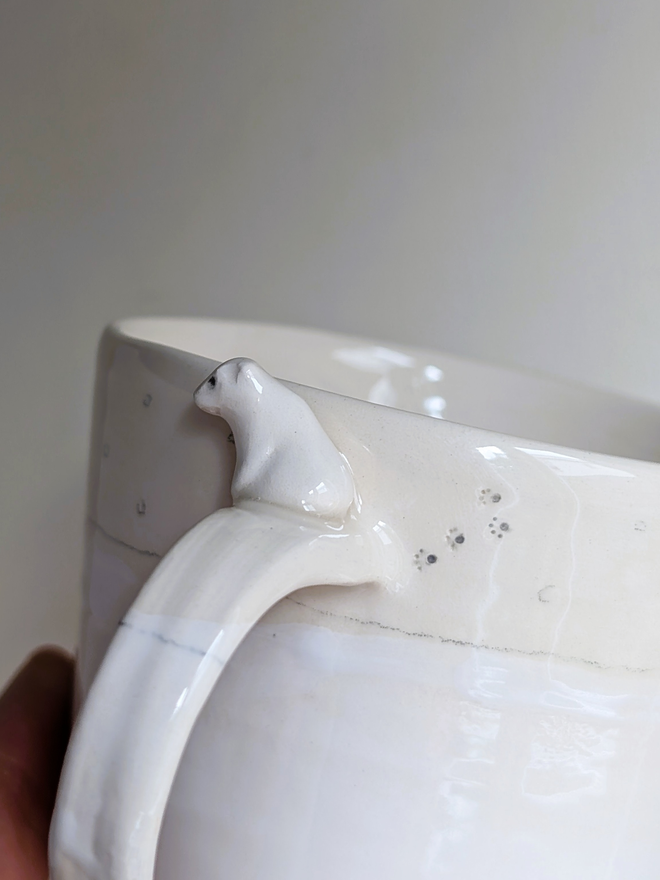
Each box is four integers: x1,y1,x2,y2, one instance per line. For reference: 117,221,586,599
117,317,660,463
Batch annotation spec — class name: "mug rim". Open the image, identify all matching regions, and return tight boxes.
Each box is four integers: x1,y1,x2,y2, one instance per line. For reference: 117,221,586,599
114,314,658,407
110,316,660,466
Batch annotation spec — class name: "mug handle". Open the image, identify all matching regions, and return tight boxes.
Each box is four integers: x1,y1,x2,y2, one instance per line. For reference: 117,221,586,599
49,360,397,880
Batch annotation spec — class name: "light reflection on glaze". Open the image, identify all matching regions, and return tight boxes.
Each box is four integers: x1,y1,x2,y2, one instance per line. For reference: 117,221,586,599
521,714,616,801
476,445,507,460
156,624,660,880
516,447,634,479
332,345,447,418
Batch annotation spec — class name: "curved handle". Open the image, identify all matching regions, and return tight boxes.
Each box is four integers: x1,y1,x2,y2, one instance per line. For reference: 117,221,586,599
50,360,398,880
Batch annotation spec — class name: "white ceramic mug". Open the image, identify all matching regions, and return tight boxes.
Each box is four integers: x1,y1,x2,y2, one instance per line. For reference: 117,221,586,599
50,318,660,880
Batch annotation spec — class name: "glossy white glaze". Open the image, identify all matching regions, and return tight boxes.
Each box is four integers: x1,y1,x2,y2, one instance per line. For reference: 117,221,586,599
51,359,402,879
50,319,660,878
159,623,660,880
194,358,354,516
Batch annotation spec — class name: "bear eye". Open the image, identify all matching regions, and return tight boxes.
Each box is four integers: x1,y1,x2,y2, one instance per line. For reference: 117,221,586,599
208,375,217,388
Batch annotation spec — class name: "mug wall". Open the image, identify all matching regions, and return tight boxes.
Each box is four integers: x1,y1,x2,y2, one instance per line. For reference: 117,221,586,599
78,325,660,877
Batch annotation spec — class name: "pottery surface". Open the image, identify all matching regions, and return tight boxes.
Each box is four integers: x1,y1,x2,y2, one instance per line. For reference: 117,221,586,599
51,318,660,879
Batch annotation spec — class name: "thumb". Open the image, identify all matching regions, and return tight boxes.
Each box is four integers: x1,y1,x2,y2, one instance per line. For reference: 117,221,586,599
0,648,74,880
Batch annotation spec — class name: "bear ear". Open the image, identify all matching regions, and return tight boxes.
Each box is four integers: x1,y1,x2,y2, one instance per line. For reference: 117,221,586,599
236,359,268,395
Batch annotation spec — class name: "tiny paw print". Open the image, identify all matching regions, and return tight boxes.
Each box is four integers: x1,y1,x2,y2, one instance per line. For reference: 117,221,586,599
478,489,502,505
488,516,510,539
414,549,439,571
445,528,465,549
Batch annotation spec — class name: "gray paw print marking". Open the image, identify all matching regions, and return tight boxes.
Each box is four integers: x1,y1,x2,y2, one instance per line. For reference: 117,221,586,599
446,528,465,549
414,549,439,571
489,517,510,539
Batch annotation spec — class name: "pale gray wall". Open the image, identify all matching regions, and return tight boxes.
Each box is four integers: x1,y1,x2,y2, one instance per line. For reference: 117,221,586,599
2,0,660,682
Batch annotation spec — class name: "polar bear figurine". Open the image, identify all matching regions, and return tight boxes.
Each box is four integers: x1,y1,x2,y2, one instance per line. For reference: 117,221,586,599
194,358,355,519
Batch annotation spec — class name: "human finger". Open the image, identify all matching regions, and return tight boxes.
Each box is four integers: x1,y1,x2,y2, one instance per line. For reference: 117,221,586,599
0,648,74,880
